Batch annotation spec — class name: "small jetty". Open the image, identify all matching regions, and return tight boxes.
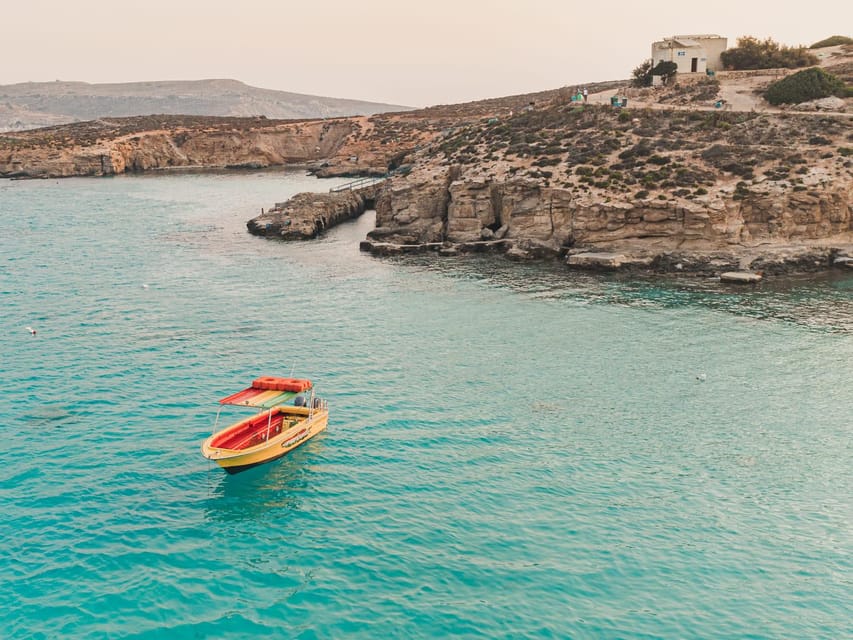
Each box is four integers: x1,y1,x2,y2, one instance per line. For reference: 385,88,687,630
247,177,386,240
329,175,387,193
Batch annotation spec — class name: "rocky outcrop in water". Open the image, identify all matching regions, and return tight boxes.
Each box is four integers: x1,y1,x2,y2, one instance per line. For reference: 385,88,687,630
247,183,382,239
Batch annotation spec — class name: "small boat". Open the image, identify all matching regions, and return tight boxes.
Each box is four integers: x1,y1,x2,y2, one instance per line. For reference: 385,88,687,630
201,376,329,474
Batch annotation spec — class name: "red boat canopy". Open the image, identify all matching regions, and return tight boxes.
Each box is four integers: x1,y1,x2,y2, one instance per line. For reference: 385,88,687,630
219,377,313,408
252,377,312,392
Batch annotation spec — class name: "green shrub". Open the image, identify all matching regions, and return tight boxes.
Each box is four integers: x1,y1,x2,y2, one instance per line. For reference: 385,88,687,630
631,60,653,87
634,190,649,199
532,157,561,167
619,141,653,160
733,181,752,200
721,36,818,70
765,68,846,105
809,36,853,49
651,61,678,84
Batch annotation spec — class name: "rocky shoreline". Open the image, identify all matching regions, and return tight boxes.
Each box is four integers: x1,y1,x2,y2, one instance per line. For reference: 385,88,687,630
247,173,853,278
249,149,852,278
358,237,853,276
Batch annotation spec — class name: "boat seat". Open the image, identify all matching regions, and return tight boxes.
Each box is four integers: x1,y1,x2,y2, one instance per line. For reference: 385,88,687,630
218,413,285,449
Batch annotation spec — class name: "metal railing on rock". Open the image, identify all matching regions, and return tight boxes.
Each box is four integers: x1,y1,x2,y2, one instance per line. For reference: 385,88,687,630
329,175,388,193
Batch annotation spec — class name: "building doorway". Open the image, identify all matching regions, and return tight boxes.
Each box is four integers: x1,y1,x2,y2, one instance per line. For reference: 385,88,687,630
691,57,698,72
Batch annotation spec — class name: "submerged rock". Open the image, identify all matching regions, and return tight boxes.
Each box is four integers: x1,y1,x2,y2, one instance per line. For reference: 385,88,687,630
567,252,655,271
720,271,763,283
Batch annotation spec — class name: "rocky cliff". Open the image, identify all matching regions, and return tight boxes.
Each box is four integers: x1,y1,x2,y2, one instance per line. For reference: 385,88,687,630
0,82,622,180
0,115,370,178
362,102,852,272
374,171,852,248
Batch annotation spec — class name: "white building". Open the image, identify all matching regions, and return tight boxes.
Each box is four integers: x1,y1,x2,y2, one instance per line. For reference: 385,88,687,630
651,35,728,75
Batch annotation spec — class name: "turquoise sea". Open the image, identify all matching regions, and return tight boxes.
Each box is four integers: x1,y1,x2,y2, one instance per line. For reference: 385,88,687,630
1,171,851,639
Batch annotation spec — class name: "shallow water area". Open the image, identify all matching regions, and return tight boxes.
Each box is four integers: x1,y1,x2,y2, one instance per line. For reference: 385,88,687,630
1,170,851,638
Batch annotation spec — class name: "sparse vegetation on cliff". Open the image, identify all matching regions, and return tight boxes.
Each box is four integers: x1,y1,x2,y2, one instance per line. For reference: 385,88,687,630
631,60,654,88
657,78,720,104
427,101,848,204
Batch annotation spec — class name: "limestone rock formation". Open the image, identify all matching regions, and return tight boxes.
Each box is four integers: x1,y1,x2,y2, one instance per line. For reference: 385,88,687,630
355,93,852,273
370,167,453,244
365,165,852,271
248,187,378,240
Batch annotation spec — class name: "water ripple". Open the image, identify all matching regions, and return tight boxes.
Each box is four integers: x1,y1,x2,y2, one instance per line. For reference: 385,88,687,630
1,173,850,639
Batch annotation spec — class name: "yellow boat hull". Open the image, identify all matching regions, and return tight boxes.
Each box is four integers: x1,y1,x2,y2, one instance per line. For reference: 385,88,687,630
201,406,328,474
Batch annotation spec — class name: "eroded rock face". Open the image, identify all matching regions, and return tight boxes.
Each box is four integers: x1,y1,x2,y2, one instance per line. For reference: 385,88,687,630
370,168,453,244
446,178,498,242
738,190,852,242
501,181,572,246
372,171,852,257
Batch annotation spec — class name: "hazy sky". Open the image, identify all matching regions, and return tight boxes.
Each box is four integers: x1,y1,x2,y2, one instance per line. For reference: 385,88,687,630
3,0,850,106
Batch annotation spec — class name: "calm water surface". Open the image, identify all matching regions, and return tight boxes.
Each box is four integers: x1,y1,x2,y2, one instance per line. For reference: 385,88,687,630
1,171,851,639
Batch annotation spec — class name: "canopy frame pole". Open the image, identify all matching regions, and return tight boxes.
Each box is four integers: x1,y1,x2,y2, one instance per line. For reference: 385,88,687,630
265,408,273,441
212,406,222,435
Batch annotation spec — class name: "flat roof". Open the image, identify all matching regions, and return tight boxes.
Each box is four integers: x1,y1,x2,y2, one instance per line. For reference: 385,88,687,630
673,34,724,40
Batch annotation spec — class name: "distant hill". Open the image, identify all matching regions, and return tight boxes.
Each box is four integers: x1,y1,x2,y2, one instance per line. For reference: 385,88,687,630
0,79,412,131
